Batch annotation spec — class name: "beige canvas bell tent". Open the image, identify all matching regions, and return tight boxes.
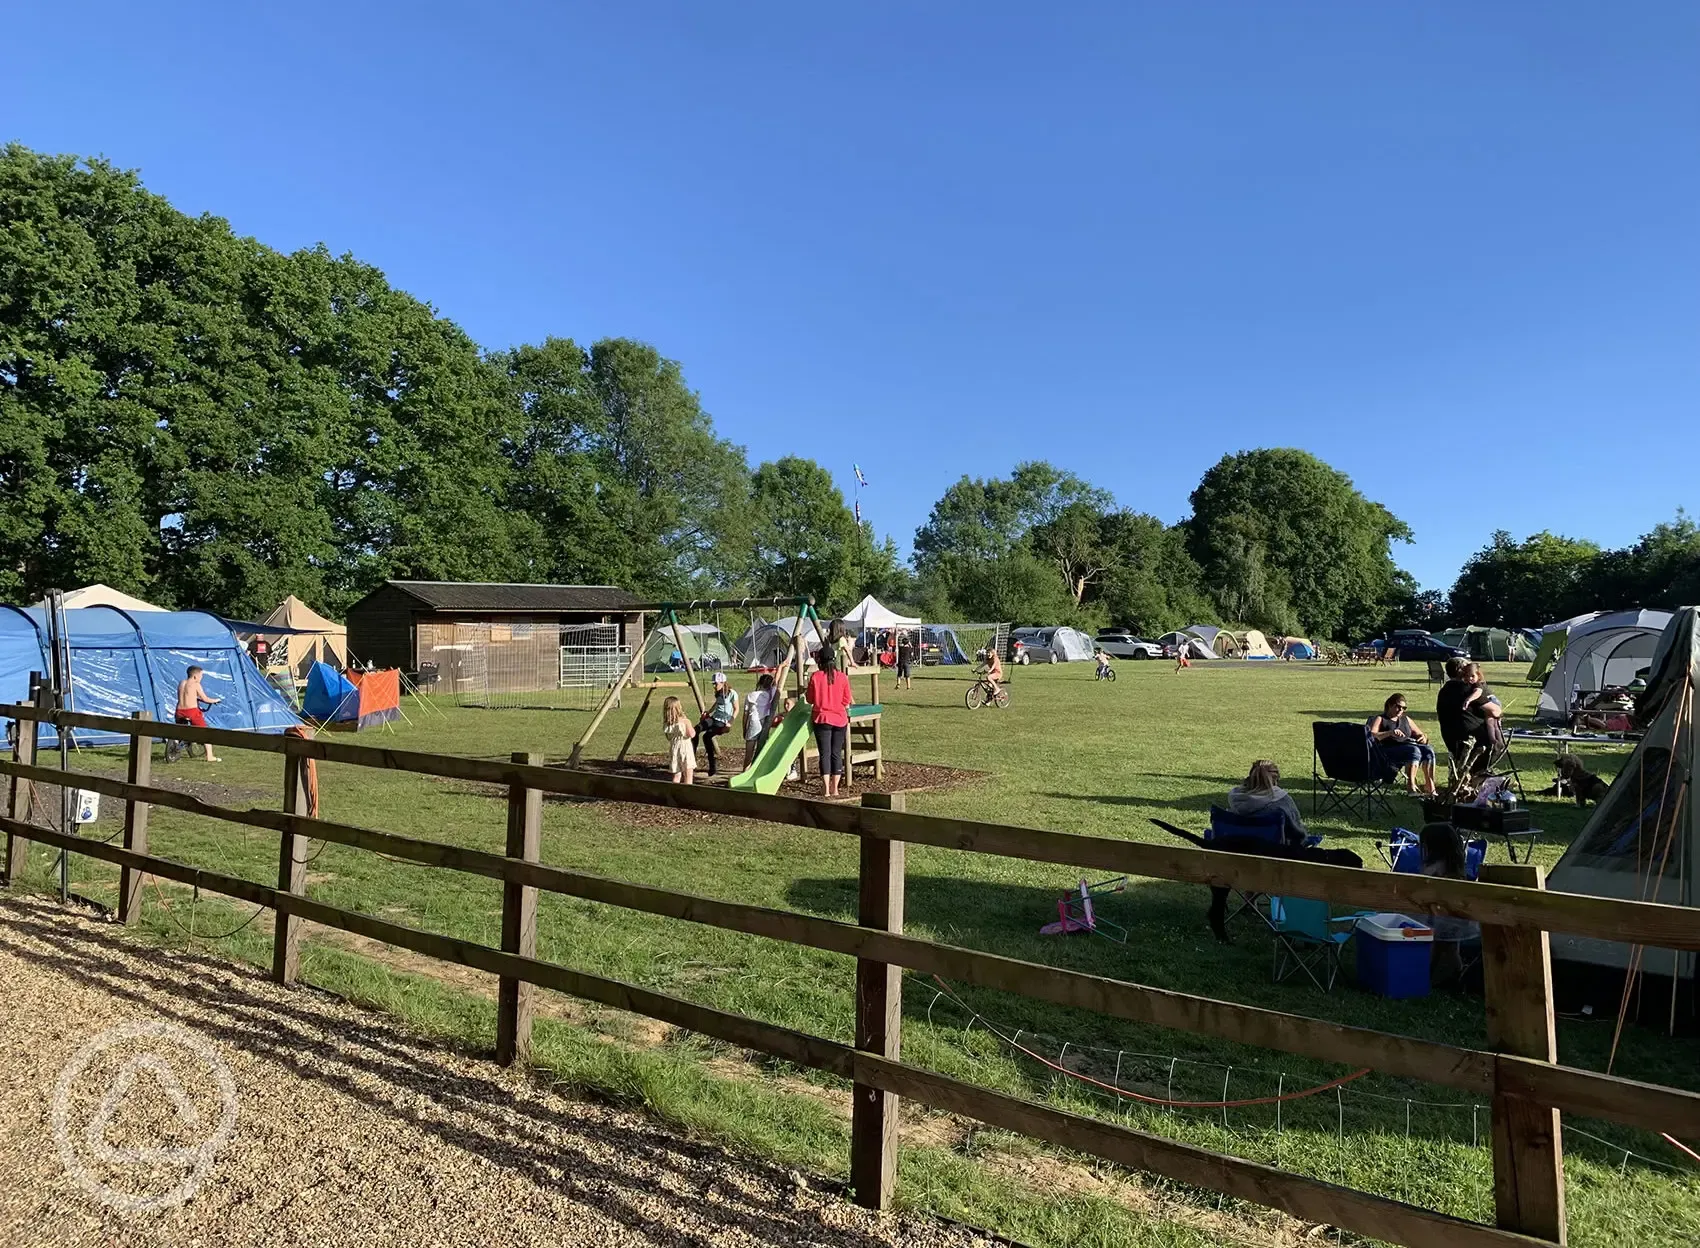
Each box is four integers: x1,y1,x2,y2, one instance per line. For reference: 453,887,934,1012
260,596,349,680
42,584,165,613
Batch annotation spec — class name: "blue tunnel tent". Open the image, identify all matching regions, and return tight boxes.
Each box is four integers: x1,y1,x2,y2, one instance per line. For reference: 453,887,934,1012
0,606,302,747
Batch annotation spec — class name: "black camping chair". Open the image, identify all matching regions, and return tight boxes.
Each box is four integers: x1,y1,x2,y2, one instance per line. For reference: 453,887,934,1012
1312,721,1397,821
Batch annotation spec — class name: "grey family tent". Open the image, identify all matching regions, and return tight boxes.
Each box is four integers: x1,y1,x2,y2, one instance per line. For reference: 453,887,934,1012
642,623,734,673
734,616,827,670
1548,607,1697,1011
1434,625,1536,664
1181,624,1231,656
1526,612,1601,683
1157,631,1215,660
1046,627,1096,662
0,606,302,747
1535,609,1672,722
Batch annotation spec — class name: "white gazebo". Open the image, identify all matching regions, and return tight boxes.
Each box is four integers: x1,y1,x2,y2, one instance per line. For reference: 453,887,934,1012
839,595,921,632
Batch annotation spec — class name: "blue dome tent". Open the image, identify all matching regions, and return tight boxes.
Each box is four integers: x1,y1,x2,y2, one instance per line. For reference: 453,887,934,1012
0,606,302,747
303,661,360,722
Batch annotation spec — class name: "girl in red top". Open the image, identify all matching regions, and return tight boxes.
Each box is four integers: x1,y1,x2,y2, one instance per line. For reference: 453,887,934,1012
806,646,855,798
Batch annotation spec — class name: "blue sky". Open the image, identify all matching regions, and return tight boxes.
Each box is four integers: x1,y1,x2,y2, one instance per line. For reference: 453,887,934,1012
10,3,1697,590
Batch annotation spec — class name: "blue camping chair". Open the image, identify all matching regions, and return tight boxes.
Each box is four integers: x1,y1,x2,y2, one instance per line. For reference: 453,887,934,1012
1207,807,1323,929
1380,828,1486,880
1270,896,1358,991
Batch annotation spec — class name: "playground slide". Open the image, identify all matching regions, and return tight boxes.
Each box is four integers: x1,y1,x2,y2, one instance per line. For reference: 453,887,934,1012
728,703,813,795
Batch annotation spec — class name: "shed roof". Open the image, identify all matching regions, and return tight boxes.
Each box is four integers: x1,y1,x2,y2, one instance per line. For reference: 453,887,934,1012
370,581,641,614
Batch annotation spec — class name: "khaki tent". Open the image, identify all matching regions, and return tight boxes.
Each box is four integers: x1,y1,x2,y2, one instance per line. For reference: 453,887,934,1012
1241,629,1276,660
44,584,165,613
260,596,348,680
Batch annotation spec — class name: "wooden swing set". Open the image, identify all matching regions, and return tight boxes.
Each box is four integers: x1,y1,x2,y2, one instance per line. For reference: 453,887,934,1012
567,596,884,782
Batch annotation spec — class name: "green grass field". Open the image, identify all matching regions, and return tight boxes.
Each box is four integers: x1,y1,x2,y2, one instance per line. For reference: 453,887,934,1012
12,658,1699,1247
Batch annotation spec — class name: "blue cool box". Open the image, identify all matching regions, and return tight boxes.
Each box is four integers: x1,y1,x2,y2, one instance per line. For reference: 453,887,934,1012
1354,913,1434,999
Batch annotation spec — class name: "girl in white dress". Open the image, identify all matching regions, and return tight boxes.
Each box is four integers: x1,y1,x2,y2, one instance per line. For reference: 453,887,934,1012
661,696,696,784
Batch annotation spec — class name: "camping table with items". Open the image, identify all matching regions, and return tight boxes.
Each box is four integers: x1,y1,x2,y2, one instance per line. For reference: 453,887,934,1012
1509,729,1641,756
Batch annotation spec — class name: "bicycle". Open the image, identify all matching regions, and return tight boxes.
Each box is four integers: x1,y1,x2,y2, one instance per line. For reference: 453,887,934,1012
163,701,211,764
964,673,1010,710
1094,665,1117,682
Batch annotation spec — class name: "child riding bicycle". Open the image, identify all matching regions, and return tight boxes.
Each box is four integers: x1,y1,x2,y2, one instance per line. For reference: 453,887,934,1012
1093,647,1114,679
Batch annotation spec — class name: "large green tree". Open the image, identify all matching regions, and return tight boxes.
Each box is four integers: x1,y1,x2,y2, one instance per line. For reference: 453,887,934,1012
913,462,1114,622
1447,530,1602,626
493,336,752,595
0,146,786,618
1185,450,1411,639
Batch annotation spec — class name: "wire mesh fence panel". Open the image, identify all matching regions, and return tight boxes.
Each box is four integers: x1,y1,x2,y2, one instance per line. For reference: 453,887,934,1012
422,621,624,709
559,641,630,711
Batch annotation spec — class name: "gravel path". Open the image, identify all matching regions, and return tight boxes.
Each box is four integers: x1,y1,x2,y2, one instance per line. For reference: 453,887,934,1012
0,892,1003,1248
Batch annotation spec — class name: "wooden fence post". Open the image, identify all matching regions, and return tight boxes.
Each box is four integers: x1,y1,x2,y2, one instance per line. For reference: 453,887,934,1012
1480,862,1566,1244
852,791,905,1209
118,711,152,924
272,750,311,984
3,676,45,885
496,751,543,1065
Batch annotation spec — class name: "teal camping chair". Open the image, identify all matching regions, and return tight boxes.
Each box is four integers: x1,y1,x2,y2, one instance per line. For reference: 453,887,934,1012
1270,897,1356,991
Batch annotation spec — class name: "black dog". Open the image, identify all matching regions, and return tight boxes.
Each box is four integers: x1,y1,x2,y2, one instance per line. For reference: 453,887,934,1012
1538,754,1611,806
1150,819,1365,943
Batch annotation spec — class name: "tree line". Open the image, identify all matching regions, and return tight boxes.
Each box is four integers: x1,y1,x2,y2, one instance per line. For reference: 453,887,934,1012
0,146,903,619
4,147,1693,637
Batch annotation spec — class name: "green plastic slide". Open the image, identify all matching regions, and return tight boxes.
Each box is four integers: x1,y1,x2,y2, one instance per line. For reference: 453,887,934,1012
728,702,813,794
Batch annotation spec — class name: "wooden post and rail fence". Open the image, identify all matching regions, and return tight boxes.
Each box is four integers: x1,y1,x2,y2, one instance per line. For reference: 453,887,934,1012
5,701,1700,1246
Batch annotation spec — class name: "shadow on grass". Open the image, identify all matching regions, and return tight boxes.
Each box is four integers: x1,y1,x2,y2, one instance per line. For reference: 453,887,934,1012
1038,790,1220,817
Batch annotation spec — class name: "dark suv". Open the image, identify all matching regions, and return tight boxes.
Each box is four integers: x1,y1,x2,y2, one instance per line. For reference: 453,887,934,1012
1374,631,1468,661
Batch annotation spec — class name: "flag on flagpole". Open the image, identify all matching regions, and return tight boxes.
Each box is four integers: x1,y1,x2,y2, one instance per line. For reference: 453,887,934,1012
853,463,869,488
854,500,862,523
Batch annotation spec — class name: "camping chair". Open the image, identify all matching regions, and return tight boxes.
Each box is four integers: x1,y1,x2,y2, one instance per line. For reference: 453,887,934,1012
1208,806,1321,929
1312,722,1397,820
1443,728,1525,805
1271,896,1356,991
1426,660,1446,686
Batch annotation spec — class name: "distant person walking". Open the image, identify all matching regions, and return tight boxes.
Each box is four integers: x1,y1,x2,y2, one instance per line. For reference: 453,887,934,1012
1174,639,1191,672
806,647,854,798
895,631,914,690
661,695,696,784
174,665,223,762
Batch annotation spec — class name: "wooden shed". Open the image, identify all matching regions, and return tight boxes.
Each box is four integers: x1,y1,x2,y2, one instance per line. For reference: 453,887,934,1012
345,582,645,693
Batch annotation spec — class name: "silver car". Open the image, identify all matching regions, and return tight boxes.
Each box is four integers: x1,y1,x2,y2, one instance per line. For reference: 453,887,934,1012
1095,631,1164,660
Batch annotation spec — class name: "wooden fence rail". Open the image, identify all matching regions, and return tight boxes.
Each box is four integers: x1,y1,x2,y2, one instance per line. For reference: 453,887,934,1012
4,701,1695,1246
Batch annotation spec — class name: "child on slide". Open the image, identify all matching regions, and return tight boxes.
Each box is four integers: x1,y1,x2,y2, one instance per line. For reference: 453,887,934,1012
661,695,696,784
742,674,775,770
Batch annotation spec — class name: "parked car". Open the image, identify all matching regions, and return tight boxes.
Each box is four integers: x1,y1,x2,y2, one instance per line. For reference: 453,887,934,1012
1094,630,1165,660
1363,631,1468,662
1010,626,1096,664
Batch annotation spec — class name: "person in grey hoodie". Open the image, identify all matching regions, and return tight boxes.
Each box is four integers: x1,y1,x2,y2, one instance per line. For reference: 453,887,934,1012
1225,760,1309,846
